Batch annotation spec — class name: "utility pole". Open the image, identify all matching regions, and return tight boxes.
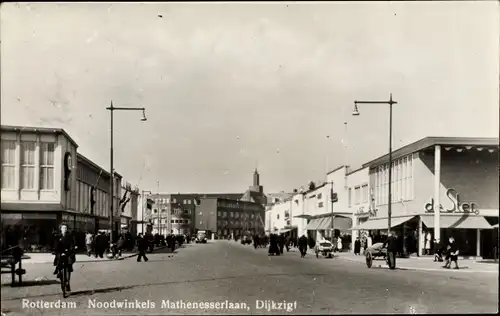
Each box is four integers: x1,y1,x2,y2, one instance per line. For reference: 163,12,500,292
353,94,397,235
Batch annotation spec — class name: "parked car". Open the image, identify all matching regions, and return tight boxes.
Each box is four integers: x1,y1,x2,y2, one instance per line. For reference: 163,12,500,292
195,231,207,244
241,235,252,245
314,240,334,258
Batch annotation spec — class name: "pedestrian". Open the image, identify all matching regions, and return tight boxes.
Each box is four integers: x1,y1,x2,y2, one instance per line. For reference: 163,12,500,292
354,237,361,255
383,231,398,269
170,234,176,253
433,239,444,262
285,235,290,252
85,231,93,257
337,236,343,253
298,235,308,258
278,234,285,254
443,237,459,269
425,231,432,255
116,235,125,258
136,233,149,262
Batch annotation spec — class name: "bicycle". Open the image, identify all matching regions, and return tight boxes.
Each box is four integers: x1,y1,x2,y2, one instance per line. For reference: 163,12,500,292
59,252,71,298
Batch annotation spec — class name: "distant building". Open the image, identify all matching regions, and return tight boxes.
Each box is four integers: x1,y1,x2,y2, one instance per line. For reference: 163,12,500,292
196,197,265,239
146,169,269,235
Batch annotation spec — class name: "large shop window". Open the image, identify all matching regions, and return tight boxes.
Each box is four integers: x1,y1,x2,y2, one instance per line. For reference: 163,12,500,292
40,142,55,190
1,140,16,189
21,141,36,189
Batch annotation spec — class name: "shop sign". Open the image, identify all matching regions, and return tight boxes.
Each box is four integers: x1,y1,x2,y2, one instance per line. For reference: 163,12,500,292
424,188,479,215
356,206,378,218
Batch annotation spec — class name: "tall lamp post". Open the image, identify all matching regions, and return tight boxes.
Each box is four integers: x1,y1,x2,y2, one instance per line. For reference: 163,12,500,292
352,94,397,235
141,190,152,234
326,182,338,242
107,101,147,243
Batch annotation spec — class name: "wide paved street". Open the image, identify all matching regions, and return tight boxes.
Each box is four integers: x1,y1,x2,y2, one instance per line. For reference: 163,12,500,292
1,241,498,315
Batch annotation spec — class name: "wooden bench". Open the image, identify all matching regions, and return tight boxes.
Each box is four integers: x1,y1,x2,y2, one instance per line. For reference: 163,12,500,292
1,247,31,286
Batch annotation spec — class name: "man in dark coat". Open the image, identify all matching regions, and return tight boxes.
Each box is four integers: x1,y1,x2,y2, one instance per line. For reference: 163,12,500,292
268,234,280,256
298,235,308,258
383,232,398,268
354,237,361,255
278,234,285,254
136,233,149,262
53,224,76,291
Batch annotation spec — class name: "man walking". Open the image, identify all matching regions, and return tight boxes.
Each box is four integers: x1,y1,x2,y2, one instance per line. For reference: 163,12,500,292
443,237,460,269
136,233,149,262
85,231,93,257
383,231,398,269
298,235,308,258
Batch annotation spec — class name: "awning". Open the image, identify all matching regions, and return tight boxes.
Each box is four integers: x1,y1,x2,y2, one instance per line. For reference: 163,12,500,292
305,218,324,230
294,214,312,219
350,215,416,230
317,217,332,230
420,215,494,229
332,215,353,231
493,224,499,228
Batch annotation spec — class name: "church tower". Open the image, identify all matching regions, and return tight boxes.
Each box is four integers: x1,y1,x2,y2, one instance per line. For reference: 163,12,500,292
253,168,260,187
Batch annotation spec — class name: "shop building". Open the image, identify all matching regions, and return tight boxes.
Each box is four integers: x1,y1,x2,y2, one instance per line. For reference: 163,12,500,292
353,136,499,258
345,166,374,245
1,125,78,251
75,153,122,236
1,125,126,252
196,197,265,239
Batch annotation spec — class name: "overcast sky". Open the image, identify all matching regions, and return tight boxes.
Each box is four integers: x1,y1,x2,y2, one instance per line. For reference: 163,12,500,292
1,2,498,194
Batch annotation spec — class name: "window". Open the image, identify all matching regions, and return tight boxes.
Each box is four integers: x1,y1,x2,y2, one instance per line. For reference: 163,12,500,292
166,198,170,203
407,155,413,200
172,198,176,203
1,140,16,189
21,141,36,189
318,202,324,208
402,157,407,200
171,219,175,224
348,188,352,207
277,214,280,220
354,186,361,205
317,193,322,199
154,209,158,214
188,200,191,204
362,184,368,203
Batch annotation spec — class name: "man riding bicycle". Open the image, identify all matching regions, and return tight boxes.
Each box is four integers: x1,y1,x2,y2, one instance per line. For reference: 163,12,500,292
53,224,76,292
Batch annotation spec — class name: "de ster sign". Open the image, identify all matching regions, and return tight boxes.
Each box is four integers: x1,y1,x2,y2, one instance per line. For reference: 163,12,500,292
424,188,479,215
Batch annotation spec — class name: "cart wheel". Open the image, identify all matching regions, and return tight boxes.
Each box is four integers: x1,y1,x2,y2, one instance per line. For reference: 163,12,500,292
387,252,396,270
366,252,373,268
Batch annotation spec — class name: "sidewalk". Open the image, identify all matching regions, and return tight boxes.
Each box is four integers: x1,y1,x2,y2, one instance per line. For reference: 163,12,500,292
334,251,499,273
22,246,168,264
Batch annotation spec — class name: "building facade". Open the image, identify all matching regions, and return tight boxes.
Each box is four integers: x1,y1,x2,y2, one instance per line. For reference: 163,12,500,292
196,197,265,239
345,166,373,244
1,125,126,252
354,137,499,258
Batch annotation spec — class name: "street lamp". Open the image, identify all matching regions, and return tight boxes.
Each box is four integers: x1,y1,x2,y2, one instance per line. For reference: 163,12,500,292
141,190,152,233
352,94,397,235
106,101,147,243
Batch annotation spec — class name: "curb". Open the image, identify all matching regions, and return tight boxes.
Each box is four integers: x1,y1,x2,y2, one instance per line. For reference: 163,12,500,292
22,246,169,264
336,256,499,273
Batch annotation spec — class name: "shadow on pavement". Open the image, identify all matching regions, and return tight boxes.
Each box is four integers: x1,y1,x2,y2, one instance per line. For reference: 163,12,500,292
68,285,136,297
4,272,330,301
2,279,60,287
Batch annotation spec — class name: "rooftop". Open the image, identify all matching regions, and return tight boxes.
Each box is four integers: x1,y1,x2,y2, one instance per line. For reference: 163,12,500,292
363,136,499,168
1,125,79,149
